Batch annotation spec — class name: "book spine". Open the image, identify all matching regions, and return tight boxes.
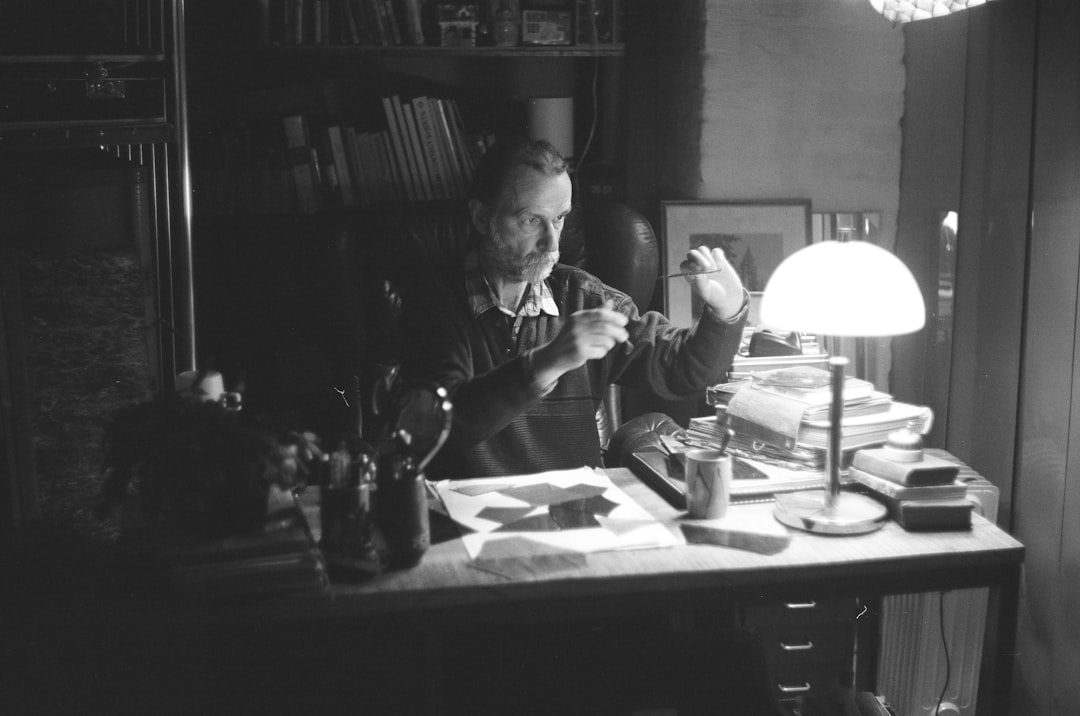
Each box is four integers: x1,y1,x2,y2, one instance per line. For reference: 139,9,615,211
346,128,367,202
401,0,426,45
282,115,321,213
326,125,356,205
400,99,434,200
376,129,404,201
381,96,417,200
444,98,478,180
431,97,467,196
381,0,402,45
410,96,450,200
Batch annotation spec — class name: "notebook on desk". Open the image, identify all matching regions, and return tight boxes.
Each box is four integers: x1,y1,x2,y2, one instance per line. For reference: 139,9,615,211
628,447,826,509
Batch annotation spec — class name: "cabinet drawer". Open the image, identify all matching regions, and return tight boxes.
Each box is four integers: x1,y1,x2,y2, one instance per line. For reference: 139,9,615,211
743,597,856,626
754,621,854,665
770,661,850,700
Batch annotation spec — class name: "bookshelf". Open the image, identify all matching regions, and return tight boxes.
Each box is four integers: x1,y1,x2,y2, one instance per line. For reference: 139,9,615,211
186,1,630,216
0,0,195,383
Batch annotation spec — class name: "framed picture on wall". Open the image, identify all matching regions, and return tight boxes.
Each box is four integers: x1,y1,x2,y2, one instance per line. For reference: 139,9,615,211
661,200,812,328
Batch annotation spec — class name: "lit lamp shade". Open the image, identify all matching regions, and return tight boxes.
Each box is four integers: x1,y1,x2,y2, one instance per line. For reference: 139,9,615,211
760,240,925,338
868,0,995,24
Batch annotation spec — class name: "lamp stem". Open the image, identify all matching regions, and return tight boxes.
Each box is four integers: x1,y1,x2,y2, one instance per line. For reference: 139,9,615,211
826,354,848,508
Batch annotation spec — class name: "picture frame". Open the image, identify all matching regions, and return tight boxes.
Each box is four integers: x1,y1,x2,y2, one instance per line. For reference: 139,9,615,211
661,200,812,328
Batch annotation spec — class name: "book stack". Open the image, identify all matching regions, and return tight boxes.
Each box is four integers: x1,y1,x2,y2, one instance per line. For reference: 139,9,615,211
722,365,931,451
155,501,331,602
850,449,972,531
704,365,934,470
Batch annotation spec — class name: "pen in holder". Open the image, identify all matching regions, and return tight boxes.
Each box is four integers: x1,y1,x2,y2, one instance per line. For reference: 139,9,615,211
320,443,383,580
684,428,734,520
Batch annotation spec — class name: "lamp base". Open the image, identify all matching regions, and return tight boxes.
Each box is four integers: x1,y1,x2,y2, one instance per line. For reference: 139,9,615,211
773,490,888,535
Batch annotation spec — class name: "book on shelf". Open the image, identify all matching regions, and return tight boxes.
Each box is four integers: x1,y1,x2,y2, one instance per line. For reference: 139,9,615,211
381,95,419,200
410,95,451,199
431,97,467,195
400,0,426,45
849,466,966,502
374,129,403,201
401,100,434,199
281,114,321,213
341,0,363,44
402,99,438,200
380,0,403,45
851,447,960,486
325,124,356,205
342,126,370,204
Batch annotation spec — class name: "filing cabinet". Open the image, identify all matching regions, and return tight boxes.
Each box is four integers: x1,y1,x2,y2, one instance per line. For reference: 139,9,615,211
742,597,858,707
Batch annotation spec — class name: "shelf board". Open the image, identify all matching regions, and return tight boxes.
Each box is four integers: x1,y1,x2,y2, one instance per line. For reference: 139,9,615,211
0,53,167,65
0,119,173,151
257,43,625,58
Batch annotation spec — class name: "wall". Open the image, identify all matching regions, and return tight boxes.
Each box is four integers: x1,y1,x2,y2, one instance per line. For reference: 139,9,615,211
697,0,905,389
1013,0,1080,712
699,1,904,230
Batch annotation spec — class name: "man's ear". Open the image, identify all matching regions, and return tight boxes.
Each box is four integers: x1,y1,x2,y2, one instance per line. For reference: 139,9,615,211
468,199,490,237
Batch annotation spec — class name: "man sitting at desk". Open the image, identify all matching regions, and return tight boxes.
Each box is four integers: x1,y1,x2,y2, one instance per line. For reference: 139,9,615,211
402,138,747,478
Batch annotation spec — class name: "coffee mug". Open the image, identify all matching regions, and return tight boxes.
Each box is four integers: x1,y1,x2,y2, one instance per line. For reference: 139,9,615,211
685,449,732,519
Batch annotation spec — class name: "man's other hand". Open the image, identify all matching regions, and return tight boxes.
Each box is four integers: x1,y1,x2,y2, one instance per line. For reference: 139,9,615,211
530,300,629,385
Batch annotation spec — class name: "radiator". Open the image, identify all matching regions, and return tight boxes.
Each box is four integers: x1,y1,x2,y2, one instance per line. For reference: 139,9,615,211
875,477,1000,716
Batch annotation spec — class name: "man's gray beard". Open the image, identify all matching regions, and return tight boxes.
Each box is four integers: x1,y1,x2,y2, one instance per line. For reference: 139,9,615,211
482,228,559,284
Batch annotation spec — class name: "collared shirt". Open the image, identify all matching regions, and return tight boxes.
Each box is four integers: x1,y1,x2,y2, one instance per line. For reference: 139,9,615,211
464,251,560,340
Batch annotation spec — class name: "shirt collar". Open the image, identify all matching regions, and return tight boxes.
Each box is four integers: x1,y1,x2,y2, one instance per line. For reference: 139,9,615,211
464,250,560,319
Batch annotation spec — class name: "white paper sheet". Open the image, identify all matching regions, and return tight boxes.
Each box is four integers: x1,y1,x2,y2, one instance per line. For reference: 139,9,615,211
434,467,683,561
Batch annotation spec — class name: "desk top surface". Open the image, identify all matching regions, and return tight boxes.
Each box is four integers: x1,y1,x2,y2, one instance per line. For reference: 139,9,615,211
268,467,1024,623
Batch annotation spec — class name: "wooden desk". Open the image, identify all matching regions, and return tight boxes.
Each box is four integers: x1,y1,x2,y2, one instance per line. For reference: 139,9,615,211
211,467,1021,715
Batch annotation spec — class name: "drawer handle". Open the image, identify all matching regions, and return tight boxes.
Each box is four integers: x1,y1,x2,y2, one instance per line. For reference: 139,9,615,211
779,640,814,652
777,682,813,694
784,601,817,610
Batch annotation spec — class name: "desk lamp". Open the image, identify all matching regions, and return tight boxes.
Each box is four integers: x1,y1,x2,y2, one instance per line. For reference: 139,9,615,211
760,240,925,535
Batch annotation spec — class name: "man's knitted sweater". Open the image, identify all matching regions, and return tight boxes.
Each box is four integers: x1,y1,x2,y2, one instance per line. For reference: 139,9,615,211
401,263,747,479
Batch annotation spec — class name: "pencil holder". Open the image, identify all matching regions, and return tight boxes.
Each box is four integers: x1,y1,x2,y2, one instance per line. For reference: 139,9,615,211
320,483,382,579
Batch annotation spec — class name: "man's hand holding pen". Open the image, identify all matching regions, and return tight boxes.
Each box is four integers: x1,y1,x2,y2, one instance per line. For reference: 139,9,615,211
680,247,745,321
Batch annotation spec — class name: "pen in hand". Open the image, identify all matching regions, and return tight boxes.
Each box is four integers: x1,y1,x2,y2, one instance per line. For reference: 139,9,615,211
655,268,722,281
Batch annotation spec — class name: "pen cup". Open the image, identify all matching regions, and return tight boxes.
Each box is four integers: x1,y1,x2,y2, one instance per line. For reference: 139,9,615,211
685,449,732,519
320,484,382,579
